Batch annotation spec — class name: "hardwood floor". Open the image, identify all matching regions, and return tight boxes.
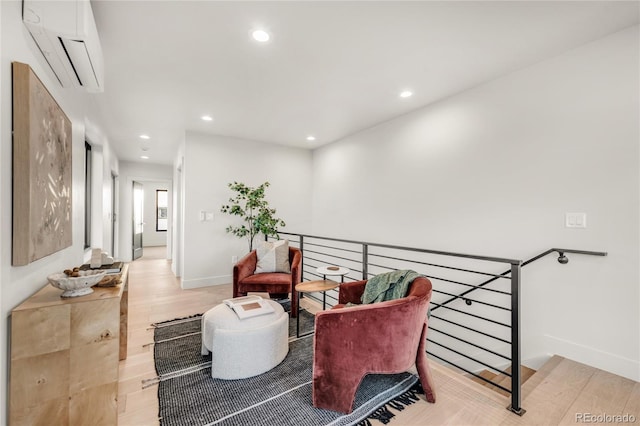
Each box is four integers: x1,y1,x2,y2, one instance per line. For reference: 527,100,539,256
118,247,640,425
118,247,229,425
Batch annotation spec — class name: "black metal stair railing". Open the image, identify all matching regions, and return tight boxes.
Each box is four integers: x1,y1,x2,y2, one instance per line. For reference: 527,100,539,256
431,248,607,312
269,232,606,416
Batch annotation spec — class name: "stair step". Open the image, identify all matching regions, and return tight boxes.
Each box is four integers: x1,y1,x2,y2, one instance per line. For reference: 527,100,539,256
425,355,639,425
468,369,498,387
495,365,537,389
469,365,537,397
501,356,640,425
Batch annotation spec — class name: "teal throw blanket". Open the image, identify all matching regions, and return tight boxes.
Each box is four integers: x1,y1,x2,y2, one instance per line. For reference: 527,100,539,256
361,269,421,304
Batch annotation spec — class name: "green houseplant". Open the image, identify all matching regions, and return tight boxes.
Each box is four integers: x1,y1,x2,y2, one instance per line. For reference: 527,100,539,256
220,181,286,251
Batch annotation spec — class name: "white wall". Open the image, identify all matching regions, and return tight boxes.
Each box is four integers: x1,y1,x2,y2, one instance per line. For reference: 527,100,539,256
0,1,119,422
0,4,4,422
88,137,120,259
106,169,118,257
181,132,313,289
311,26,639,381
142,181,170,247
85,119,120,257
90,146,105,251
172,144,185,277
82,129,120,263
118,162,173,261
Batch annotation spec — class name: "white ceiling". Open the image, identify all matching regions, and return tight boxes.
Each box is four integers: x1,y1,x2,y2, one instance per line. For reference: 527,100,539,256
87,1,639,165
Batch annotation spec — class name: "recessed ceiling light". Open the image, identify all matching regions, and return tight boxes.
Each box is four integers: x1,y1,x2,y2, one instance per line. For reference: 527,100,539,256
399,90,413,98
306,135,316,141
252,29,270,43
140,155,149,160
139,134,150,140
201,115,213,121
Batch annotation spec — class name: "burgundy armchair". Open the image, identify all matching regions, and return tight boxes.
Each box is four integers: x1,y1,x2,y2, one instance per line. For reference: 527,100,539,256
233,247,302,317
312,276,436,413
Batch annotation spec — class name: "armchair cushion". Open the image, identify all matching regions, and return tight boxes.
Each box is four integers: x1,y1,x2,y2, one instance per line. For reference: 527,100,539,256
241,272,293,286
255,240,291,274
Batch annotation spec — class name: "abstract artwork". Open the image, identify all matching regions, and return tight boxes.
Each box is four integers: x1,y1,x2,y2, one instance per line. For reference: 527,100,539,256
12,62,72,266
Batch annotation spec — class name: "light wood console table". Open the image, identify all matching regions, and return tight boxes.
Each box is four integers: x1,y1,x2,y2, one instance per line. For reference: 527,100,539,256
9,264,129,425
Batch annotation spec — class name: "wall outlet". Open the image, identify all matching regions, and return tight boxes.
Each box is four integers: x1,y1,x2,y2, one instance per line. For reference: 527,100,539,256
231,255,238,264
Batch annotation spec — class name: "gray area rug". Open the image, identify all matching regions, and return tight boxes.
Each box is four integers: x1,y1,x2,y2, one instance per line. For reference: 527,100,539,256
152,311,423,426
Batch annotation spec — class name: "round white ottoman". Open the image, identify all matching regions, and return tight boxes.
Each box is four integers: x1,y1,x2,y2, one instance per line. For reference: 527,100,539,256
200,299,289,379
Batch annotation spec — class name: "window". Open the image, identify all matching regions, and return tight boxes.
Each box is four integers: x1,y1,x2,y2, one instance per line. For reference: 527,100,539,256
84,142,92,248
156,189,168,232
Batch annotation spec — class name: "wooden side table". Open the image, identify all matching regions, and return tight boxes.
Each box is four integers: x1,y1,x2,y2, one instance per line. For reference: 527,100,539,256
295,279,339,338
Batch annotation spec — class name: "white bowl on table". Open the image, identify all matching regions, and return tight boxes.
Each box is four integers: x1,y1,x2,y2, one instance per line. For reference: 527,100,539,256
47,270,107,298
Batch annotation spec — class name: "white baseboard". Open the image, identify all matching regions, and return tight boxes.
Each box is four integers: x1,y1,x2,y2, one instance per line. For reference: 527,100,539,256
542,334,639,381
181,274,231,289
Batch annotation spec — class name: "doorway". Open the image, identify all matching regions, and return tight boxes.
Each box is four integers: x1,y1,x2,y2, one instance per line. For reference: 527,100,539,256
111,172,117,257
132,181,144,260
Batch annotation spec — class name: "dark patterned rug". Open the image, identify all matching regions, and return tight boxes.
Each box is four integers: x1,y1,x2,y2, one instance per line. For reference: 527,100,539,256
150,310,423,426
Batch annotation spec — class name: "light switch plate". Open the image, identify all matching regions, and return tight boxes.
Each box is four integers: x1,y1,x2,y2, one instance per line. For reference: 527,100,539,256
565,212,587,228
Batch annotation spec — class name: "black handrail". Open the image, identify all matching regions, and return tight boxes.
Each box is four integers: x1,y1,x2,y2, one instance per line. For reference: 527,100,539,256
369,251,510,278
272,232,606,416
431,248,607,312
278,231,521,265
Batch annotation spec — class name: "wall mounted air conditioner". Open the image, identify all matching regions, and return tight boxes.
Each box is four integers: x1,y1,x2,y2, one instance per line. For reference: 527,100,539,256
23,0,104,92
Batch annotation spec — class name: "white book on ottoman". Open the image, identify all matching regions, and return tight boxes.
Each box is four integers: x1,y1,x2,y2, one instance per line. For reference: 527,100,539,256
223,295,275,319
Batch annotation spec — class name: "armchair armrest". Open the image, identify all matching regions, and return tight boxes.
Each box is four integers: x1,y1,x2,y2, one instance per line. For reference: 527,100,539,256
337,280,367,305
290,248,302,285
233,251,257,297
234,250,257,280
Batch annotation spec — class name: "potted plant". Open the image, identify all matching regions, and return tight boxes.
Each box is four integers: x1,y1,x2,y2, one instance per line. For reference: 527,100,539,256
220,181,286,251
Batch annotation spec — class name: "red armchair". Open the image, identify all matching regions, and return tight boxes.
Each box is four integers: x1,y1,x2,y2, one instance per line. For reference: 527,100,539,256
233,247,302,317
312,276,436,413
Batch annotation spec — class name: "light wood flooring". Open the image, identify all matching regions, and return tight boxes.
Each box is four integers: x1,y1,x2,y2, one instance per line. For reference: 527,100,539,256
118,247,640,425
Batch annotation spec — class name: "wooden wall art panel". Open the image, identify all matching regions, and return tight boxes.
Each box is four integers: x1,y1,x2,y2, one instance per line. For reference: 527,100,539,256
12,62,72,266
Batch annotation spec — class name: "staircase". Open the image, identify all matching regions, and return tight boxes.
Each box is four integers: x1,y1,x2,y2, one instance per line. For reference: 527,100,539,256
470,365,537,397
414,355,640,425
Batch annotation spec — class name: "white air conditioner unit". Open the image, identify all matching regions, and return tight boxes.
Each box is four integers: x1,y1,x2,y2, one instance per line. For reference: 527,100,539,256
23,0,104,92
